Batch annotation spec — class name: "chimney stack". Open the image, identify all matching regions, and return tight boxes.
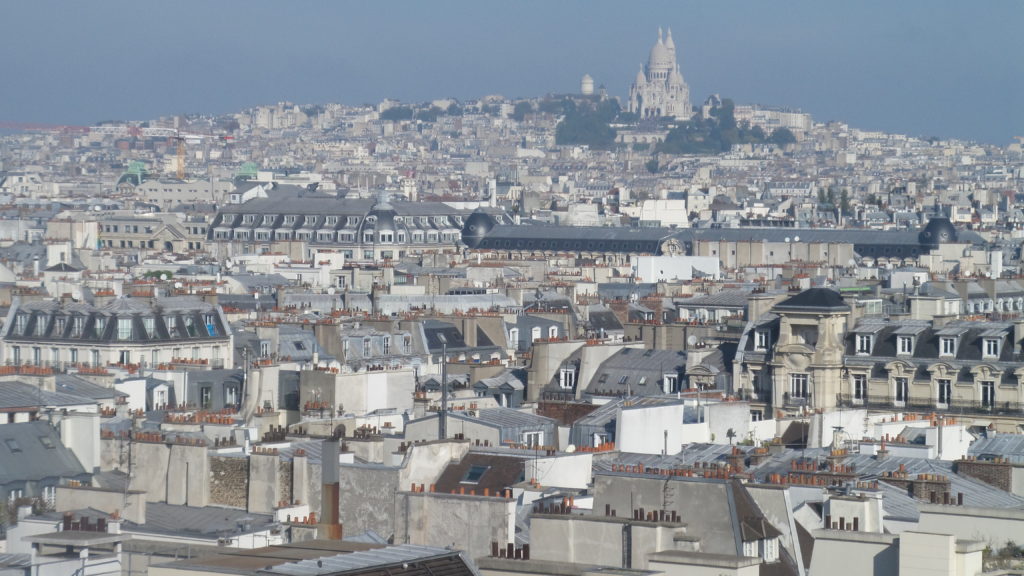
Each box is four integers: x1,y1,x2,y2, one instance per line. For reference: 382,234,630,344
319,438,343,539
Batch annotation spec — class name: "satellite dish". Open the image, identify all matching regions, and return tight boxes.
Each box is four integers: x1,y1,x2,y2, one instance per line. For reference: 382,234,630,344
687,335,697,346
71,289,82,300
793,235,801,243
565,444,576,453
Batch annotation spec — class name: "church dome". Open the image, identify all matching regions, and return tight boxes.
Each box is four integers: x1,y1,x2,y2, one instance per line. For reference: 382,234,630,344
648,41,672,71
918,217,958,246
461,210,497,249
581,74,594,96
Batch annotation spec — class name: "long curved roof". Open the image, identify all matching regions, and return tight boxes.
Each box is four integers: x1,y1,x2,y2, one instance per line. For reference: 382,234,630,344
464,221,986,255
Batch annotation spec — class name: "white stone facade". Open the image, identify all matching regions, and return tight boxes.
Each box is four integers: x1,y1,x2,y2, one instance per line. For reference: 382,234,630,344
628,28,693,120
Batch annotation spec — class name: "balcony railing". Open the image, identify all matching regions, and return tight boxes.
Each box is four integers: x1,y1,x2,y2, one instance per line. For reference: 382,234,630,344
783,394,809,408
836,394,1023,415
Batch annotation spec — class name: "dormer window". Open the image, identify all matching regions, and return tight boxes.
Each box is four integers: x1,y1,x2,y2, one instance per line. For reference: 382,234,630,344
143,317,155,338
382,336,391,355
755,330,769,351
983,338,1000,358
284,215,296,225
897,336,913,355
559,366,576,389
34,317,47,336
940,337,956,357
117,318,132,340
95,317,107,335
241,214,255,224
363,338,371,357
15,314,27,335
663,373,679,393
262,214,275,225
856,334,872,355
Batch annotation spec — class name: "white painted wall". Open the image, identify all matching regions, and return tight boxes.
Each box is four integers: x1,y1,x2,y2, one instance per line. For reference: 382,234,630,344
526,452,593,490
616,403,685,454
634,255,720,283
114,378,148,412
705,402,752,445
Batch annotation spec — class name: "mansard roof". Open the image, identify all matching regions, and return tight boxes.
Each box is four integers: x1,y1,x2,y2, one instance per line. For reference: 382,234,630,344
2,296,229,343
773,288,849,313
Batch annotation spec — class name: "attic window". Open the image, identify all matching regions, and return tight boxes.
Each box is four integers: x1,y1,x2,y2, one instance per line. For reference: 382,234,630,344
4,439,21,453
618,375,629,385
293,341,307,351
856,334,872,355
461,465,489,484
983,338,1000,358
39,436,55,449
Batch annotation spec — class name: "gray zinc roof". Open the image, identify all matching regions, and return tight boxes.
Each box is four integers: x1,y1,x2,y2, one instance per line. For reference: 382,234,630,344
0,421,87,485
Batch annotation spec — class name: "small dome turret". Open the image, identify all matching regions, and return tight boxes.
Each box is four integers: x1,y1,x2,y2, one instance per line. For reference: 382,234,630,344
461,210,497,249
918,217,958,246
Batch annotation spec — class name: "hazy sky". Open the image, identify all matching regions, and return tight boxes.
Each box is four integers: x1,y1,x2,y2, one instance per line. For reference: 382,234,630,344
2,1,1021,144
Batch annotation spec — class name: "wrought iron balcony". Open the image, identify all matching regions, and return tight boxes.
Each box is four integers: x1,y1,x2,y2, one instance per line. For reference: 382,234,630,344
836,394,1023,416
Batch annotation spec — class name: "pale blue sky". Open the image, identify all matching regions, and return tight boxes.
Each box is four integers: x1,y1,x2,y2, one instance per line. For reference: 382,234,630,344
1,1,1021,144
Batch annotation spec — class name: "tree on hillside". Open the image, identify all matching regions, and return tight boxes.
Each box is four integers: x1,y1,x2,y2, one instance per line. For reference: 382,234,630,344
511,101,534,121
380,106,413,121
769,127,797,146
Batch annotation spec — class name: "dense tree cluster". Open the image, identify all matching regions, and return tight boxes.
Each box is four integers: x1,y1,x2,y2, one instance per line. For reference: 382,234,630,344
554,97,622,150
657,99,796,154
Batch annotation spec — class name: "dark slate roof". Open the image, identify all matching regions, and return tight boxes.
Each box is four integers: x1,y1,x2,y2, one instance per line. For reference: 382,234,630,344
43,262,81,273
968,435,1024,464
844,319,1019,366
55,374,122,400
773,288,849,312
587,305,624,333
266,544,474,576
123,502,276,538
0,421,88,485
432,452,526,494
0,380,99,409
584,348,687,396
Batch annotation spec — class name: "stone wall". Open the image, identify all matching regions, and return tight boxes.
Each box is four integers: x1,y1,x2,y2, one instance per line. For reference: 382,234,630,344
279,460,293,505
209,455,248,509
338,464,400,539
955,459,1012,492
132,440,170,502
396,492,515,561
